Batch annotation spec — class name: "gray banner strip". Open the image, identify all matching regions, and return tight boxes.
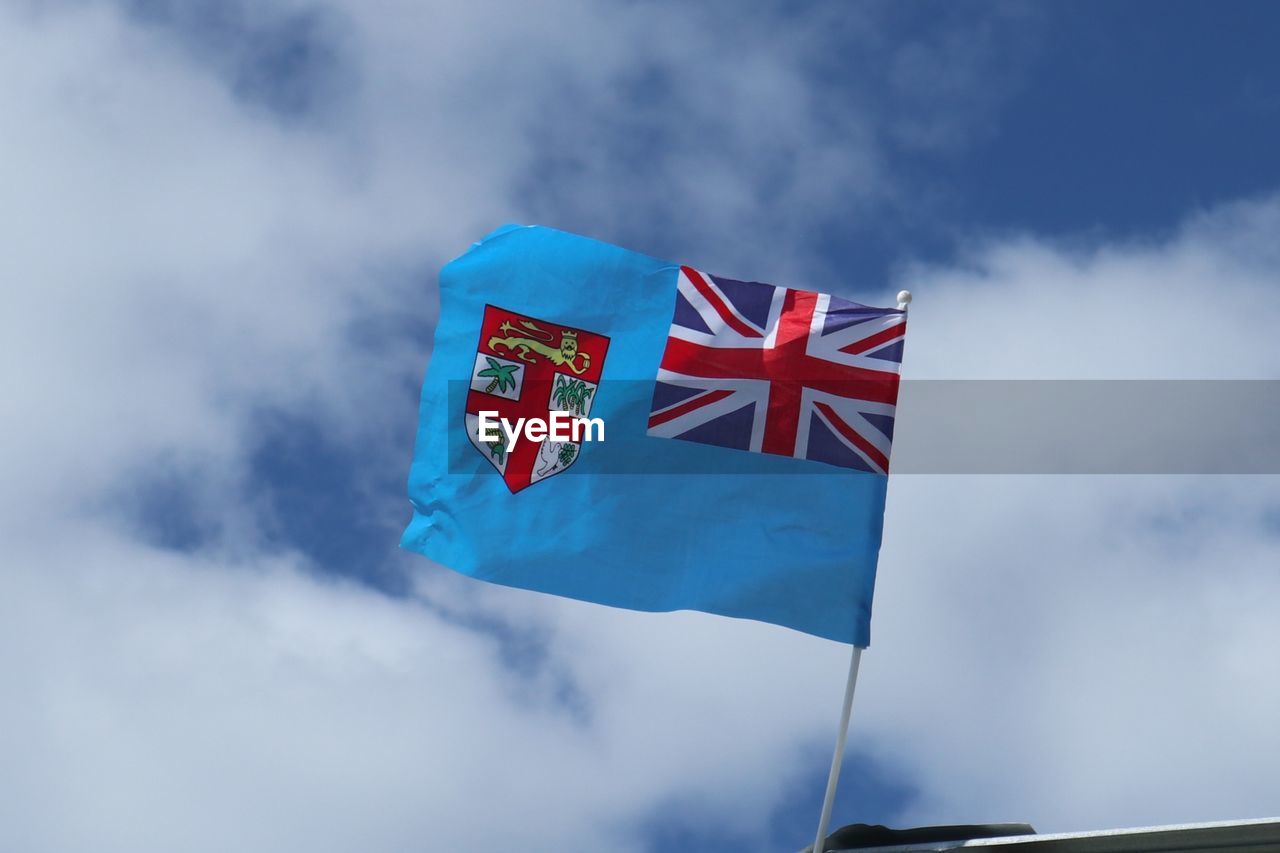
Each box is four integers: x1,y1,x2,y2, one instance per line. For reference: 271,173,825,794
447,380,1280,474
892,380,1280,474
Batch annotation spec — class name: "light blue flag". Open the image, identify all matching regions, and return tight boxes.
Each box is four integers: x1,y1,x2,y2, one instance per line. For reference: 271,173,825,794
402,225,907,644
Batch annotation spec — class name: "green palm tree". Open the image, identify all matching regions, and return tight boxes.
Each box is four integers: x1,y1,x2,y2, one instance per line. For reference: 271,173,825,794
478,358,519,394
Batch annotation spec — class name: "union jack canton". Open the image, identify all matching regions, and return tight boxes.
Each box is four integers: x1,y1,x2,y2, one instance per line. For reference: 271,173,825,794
647,266,906,473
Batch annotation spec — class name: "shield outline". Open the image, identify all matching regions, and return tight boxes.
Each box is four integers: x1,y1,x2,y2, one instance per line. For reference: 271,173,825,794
464,304,609,494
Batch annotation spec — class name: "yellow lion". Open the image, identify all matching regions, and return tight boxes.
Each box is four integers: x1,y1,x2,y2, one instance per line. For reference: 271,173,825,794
487,319,590,375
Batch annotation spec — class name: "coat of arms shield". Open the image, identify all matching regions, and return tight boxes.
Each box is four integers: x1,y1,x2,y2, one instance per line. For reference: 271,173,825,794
465,305,610,493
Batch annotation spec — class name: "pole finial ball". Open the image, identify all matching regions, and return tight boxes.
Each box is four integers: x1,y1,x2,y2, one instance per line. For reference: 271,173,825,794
896,290,913,306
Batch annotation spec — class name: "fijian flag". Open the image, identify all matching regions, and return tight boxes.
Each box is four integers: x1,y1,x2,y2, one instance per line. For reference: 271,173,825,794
404,225,908,645
647,266,906,473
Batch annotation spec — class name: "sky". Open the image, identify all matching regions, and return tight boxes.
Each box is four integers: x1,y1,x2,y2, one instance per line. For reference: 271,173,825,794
3,1,1280,851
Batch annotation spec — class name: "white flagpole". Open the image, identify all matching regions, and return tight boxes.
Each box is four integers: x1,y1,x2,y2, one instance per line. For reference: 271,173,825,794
811,290,911,853
811,644,864,853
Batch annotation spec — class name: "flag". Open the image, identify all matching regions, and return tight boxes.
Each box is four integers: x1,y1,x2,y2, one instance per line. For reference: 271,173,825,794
401,225,906,644
648,265,904,473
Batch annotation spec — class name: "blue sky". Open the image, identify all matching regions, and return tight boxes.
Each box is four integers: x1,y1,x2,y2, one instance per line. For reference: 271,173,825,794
3,2,1280,852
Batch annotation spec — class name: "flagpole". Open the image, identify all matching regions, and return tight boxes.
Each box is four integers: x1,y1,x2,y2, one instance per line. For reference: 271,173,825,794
811,643,864,853
811,290,910,853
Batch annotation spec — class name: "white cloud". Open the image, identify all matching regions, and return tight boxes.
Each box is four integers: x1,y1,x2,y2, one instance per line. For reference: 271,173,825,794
867,198,1280,829
2,2,1279,852
0,523,631,853
901,196,1280,379
867,476,1280,830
